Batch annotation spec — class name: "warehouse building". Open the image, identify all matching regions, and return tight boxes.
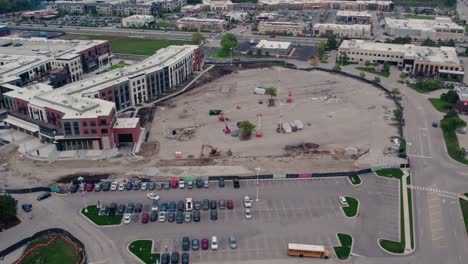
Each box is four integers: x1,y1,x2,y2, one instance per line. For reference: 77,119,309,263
176,17,227,32
254,40,292,56
384,17,465,41
258,21,305,36
313,23,372,39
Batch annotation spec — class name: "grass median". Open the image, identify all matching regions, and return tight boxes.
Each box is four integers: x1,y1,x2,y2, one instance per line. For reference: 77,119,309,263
460,193,468,235
349,175,362,185
20,235,81,264
128,240,160,264
81,205,122,225
355,66,390,77
341,197,359,217
429,98,451,113
333,233,353,260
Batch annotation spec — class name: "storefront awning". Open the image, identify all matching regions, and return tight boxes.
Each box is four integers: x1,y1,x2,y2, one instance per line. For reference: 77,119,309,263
3,116,39,133
439,69,465,76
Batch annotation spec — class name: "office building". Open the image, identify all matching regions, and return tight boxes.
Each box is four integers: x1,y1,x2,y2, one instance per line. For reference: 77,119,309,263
384,17,465,41
313,23,372,39
258,21,305,36
122,15,155,27
254,40,292,56
336,10,372,24
176,17,227,32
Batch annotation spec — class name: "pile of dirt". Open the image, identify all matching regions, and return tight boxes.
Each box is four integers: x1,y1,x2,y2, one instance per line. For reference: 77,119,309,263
166,127,197,141
284,143,324,156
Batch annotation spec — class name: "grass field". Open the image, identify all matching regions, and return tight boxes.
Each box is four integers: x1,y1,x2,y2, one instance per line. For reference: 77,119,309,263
58,34,190,56
81,205,122,225
441,118,468,165
461,194,468,235
333,233,353,260
99,62,129,73
342,197,359,217
355,67,390,77
128,240,160,264
349,175,362,185
375,168,403,179
405,14,435,20
20,235,81,264
429,98,451,113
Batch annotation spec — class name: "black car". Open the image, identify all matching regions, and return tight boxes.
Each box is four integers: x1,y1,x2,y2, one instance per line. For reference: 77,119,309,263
218,177,225,187
182,253,189,264
210,200,217,210
160,202,168,212
176,212,184,224
126,182,133,190
194,201,201,210
182,236,190,251
37,192,51,201
161,253,170,264
196,179,203,188
169,201,176,212
148,182,155,190
109,203,117,215
70,184,79,193
117,204,126,214
133,182,141,190
21,203,32,213
177,200,185,212
233,178,240,188
150,211,158,222
135,203,143,213
432,121,438,127
171,252,179,264
102,182,111,191
193,210,200,222
210,209,218,221
126,203,134,213
202,199,209,211
168,212,175,222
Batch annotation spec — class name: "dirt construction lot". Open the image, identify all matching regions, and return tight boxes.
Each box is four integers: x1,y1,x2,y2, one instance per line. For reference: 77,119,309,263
149,67,399,166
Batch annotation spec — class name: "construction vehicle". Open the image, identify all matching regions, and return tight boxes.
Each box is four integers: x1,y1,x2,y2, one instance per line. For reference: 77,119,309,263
200,144,221,157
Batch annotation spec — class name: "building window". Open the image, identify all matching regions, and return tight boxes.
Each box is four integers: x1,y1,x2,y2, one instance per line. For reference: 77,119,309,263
101,128,108,134
64,122,72,136
83,121,87,127
84,129,89,134
90,121,96,127
73,122,80,135
100,119,107,126
91,129,97,134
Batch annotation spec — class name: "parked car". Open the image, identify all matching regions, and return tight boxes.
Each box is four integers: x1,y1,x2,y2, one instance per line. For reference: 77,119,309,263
187,180,193,189
37,192,51,201
126,182,133,190
117,204,126,214
110,182,118,191
141,182,148,191
245,208,252,219
124,213,132,224
219,200,225,209
141,212,149,223
185,198,193,211
210,209,218,221
168,212,175,222
94,183,102,192
184,212,191,223
148,182,155,190
150,211,158,222
202,199,209,210
211,236,218,250
227,200,234,209
233,178,240,188
86,183,94,192
229,236,237,249
171,252,179,264
182,237,190,251
432,121,438,128
176,211,184,224
218,177,225,187
339,196,348,206
118,182,125,191
163,182,170,189
152,200,159,211
126,203,134,213
182,253,189,264
169,201,176,212
210,200,217,210
204,179,209,188
159,211,167,222
135,203,143,213
21,203,32,213
201,238,209,250
171,180,178,189
196,179,203,188
133,182,141,190
102,182,111,191
156,182,163,190
99,205,109,215
194,200,201,210
244,196,252,208
177,200,185,212
192,239,200,250
109,203,117,215
160,202,168,212
70,184,79,193
179,180,185,189
193,210,200,222
79,183,85,191
161,253,170,264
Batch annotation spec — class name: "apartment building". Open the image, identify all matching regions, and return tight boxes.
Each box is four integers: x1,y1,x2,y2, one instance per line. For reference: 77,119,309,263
313,23,372,39
257,0,393,12
339,39,464,78
122,15,155,27
258,21,305,36
2,45,204,150
385,17,465,41
336,10,372,24
176,17,227,32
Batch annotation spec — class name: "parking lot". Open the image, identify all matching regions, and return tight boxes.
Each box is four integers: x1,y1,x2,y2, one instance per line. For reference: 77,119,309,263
52,173,401,262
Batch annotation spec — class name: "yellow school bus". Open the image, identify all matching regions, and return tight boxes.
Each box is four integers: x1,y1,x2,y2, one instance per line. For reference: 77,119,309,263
288,243,330,259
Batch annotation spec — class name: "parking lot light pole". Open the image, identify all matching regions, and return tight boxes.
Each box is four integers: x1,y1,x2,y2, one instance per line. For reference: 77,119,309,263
160,107,166,136
255,167,260,202
78,176,88,213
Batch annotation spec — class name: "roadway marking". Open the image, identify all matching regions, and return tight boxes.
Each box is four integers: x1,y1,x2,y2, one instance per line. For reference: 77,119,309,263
407,154,432,159
408,185,460,199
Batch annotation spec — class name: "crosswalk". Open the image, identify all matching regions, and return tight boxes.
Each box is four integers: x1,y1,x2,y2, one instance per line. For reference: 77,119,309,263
408,185,461,198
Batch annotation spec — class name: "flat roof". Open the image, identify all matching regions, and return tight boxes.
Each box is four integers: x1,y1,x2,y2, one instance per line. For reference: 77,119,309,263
256,39,291,50
258,0,392,5
385,17,464,31
114,118,139,129
178,17,225,23
260,21,305,26
336,10,372,17
313,23,371,31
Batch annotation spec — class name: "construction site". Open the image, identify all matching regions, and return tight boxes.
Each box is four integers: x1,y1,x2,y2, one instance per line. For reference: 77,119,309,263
147,66,401,170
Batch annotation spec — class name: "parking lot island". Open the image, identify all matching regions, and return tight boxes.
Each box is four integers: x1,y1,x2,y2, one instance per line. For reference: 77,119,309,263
128,240,160,264
333,233,353,260
341,196,359,218
81,205,123,226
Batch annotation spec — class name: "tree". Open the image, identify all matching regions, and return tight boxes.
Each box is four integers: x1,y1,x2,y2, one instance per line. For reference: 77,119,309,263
192,33,205,45
220,33,238,54
374,77,381,83
239,120,256,140
359,72,366,78
383,63,389,73
265,87,277,106
399,73,407,79
0,194,18,229
317,41,326,60
442,116,466,130
393,108,403,122
423,79,442,91
422,38,436,47
326,35,338,50
310,57,319,66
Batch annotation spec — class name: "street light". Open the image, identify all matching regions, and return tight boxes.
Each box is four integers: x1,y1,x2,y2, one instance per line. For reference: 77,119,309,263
230,47,233,66
78,176,88,213
160,107,166,136
255,167,260,202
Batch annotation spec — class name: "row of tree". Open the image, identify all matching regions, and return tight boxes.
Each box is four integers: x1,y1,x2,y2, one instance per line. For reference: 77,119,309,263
0,0,42,15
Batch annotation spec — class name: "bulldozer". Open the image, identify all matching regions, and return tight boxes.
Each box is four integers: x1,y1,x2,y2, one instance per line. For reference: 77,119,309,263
200,144,221,158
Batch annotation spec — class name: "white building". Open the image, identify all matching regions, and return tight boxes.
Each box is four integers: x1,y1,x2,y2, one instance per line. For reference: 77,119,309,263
385,17,465,41
258,21,305,36
202,0,233,11
122,15,155,27
336,10,372,24
181,4,204,13
338,39,464,78
313,23,372,39
176,17,227,32
254,39,292,55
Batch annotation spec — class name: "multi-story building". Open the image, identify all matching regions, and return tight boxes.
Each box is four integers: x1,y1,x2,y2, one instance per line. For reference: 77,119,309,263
336,10,372,24
384,17,465,41
181,4,204,13
454,85,468,114
122,15,155,27
256,0,393,12
313,23,372,39
257,21,305,36
202,0,233,11
176,17,227,32
338,39,464,78
2,45,204,150
21,9,59,20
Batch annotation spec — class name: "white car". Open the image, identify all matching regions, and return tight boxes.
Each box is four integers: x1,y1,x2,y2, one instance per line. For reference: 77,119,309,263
339,196,348,206
245,208,252,219
158,211,166,222
110,182,118,191
185,198,193,212
179,180,185,189
244,196,252,208
211,236,218,250
118,182,125,191
141,182,148,191
147,193,160,200
124,213,132,224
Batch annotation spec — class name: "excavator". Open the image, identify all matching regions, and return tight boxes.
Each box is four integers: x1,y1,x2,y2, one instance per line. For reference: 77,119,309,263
200,144,221,158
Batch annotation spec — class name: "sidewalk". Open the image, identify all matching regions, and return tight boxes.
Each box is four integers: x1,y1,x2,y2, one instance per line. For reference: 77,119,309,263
401,169,413,253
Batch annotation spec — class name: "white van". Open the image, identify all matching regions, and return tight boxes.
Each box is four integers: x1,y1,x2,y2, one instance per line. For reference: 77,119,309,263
254,87,266,95
185,198,193,212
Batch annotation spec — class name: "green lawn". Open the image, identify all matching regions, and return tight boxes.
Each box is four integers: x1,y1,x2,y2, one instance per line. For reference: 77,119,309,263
461,194,468,235
99,62,129,73
333,233,353,260
342,197,359,217
81,205,122,225
20,235,81,264
57,34,115,41
128,240,160,264
429,98,452,113
405,14,435,20
441,119,468,165
355,67,390,77
375,168,403,179
408,188,414,249
349,175,362,185
154,21,176,28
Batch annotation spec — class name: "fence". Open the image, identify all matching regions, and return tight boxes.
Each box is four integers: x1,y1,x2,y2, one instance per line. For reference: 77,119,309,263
1,187,51,194
0,228,87,263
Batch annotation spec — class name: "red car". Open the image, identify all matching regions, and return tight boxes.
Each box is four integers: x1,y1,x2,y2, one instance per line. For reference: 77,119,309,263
227,200,234,209
86,183,94,192
170,179,178,189
141,212,149,224
201,238,209,250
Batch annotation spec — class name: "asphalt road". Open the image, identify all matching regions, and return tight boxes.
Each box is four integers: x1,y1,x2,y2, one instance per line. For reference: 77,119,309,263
2,174,400,264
